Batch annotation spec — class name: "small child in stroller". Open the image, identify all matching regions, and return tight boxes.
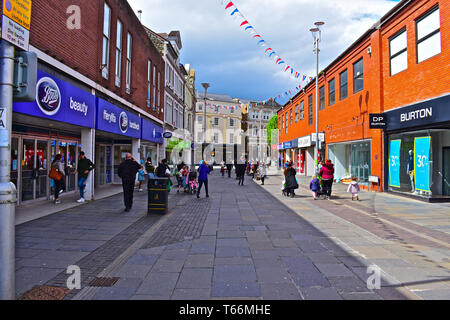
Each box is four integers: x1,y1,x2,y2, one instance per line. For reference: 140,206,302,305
186,170,198,195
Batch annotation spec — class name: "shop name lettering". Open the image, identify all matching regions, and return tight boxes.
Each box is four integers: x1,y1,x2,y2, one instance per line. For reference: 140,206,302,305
70,97,89,116
401,107,432,122
103,110,140,130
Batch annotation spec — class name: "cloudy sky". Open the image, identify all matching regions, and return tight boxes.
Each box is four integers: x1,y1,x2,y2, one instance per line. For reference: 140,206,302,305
128,0,400,104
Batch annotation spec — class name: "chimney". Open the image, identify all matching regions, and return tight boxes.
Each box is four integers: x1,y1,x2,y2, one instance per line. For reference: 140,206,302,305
137,10,142,22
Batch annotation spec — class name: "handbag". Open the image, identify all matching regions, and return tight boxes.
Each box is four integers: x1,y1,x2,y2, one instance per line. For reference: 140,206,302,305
49,166,63,181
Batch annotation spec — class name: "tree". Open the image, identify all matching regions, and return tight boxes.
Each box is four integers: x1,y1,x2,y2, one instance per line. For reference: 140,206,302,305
266,115,278,145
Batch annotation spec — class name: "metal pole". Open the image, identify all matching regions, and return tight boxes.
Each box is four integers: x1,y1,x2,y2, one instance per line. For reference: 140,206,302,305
203,89,207,157
314,37,320,174
0,40,17,300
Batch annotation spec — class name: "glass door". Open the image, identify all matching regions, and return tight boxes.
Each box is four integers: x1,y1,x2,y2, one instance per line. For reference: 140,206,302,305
67,143,77,192
443,147,450,196
36,140,49,199
21,139,35,202
99,146,106,186
11,138,19,192
114,145,131,183
106,146,112,184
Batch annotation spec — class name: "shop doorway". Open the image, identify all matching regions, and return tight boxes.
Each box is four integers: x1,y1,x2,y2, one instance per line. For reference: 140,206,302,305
443,147,450,196
95,145,113,187
20,139,49,202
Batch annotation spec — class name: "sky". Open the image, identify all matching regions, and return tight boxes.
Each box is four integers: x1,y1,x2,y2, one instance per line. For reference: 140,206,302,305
128,0,401,105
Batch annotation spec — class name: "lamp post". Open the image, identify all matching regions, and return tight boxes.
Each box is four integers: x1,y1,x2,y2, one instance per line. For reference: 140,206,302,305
310,21,324,174
201,83,210,159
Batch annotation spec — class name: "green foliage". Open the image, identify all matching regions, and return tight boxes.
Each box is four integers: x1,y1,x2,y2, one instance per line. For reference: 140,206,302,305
266,115,278,145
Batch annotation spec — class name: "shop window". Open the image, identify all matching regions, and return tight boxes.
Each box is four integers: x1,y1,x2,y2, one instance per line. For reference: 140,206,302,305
319,86,325,110
340,69,348,100
416,6,441,63
147,60,152,108
295,104,299,122
353,59,364,93
390,29,408,76
329,78,335,106
126,33,132,94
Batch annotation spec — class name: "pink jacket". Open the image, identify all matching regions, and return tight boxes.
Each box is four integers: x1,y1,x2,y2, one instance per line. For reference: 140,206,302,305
347,181,360,194
319,163,335,180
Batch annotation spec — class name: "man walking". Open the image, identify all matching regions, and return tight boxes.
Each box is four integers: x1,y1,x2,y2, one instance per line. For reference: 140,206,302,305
76,152,95,203
226,162,233,178
197,160,210,199
118,153,142,212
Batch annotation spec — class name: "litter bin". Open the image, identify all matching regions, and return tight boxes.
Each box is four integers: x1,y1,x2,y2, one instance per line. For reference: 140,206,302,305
148,178,169,214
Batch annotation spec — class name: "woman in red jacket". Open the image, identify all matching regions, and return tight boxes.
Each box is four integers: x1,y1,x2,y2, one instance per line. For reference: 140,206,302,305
319,160,335,200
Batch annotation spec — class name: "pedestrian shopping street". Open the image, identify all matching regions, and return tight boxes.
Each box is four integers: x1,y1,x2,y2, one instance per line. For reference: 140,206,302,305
16,170,450,300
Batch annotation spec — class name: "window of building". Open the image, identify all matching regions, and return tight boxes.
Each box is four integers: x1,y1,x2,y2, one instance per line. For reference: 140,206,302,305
230,118,234,127
308,95,313,125
300,101,305,120
295,104,299,122
353,59,364,93
290,109,293,126
229,133,234,144
198,103,203,111
115,20,123,87
319,86,325,110
125,33,132,94
214,118,219,126
102,3,111,79
340,69,348,100
153,65,156,108
329,78,335,106
416,6,441,63
157,71,161,109
147,60,151,108
390,29,408,76
198,116,203,123
213,133,219,143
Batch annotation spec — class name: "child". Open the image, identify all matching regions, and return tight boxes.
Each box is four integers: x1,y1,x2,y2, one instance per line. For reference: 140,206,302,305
221,164,226,177
137,166,145,192
347,177,361,201
310,175,321,200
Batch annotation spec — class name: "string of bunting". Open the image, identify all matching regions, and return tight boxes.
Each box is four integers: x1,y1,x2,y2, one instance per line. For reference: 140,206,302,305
220,0,314,86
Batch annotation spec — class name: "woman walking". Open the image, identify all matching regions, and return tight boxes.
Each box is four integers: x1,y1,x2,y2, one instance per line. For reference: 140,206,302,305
284,163,298,198
320,160,335,200
52,154,65,204
259,162,267,186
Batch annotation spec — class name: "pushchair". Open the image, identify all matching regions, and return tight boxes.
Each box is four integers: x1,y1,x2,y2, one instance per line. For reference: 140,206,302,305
185,171,198,195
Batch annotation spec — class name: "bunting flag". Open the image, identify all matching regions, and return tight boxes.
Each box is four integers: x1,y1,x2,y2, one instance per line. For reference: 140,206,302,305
221,0,312,85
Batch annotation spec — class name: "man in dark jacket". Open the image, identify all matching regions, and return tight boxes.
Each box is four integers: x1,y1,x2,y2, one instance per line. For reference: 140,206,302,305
76,152,95,203
118,153,142,212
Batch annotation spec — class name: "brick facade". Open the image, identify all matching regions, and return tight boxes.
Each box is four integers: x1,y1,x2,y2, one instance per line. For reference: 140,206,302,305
12,0,165,121
278,0,449,191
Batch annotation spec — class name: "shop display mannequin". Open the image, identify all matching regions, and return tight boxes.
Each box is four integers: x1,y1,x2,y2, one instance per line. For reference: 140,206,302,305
407,150,415,193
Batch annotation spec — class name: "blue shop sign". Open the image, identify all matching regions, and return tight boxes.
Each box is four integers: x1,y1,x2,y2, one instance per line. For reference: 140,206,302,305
96,98,141,139
385,94,450,131
141,118,163,144
13,69,96,128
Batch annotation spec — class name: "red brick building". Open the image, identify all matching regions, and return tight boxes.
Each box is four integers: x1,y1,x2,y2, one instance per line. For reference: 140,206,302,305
278,0,449,201
1,0,166,204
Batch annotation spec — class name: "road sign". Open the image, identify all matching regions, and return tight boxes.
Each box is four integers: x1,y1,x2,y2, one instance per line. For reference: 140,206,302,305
1,0,32,51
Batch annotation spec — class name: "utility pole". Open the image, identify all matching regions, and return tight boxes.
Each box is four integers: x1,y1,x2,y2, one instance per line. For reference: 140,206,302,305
0,40,17,300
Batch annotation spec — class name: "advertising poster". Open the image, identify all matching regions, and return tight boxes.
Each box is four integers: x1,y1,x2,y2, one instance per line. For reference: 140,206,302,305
414,137,431,192
389,140,401,188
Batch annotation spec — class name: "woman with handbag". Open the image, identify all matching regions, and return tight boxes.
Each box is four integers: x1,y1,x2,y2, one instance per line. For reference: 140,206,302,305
50,154,65,204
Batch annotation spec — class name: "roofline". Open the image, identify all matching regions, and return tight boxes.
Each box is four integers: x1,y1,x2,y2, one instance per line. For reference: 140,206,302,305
280,0,414,110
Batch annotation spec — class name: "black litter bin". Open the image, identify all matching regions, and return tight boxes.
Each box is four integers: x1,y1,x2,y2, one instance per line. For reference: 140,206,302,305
148,178,169,214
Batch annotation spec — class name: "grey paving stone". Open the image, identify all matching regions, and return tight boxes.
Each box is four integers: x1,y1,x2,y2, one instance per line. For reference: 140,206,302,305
126,254,159,266
328,276,372,293
290,271,331,289
211,282,261,298
15,267,65,297
190,244,216,255
111,264,153,278
151,259,185,273
176,268,213,289
253,258,284,268
255,267,292,284
412,289,450,300
131,294,171,300
275,248,303,257
216,238,248,247
136,272,180,296
341,292,383,300
314,263,355,278
92,286,137,300
251,250,280,259
172,288,211,300
260,283,302,300
217,230,246,239
160,249,190,261
216,247,251,258
214,257,254,266
185,254,214,268
302,287,343,300
213,265,257,283
305,252,342,264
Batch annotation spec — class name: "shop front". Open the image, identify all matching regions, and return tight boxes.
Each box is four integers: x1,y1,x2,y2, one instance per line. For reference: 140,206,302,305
296,135,316,177
141,118,163,166
12,68,96,204
327,140,372,186
384,94,450,201
96,97,142,185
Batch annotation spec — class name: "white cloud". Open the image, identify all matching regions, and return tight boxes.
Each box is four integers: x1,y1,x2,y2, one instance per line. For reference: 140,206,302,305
128,0,399,101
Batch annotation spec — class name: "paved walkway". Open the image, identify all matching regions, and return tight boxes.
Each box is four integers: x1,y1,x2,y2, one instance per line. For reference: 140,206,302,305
15,171,450,300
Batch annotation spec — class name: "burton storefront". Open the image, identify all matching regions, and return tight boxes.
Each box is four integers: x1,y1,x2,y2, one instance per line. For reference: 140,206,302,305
385,94,450,202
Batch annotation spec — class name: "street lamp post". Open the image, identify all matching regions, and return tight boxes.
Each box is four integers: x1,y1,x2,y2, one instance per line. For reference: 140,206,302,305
310,22,324,174
201,83,210,160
